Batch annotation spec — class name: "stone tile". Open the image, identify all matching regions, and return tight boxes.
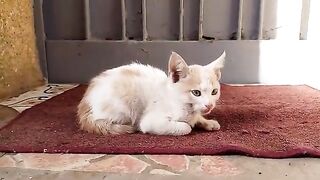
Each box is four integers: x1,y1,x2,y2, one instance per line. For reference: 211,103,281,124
0,155,16,167
146,155,189,172
75,155,149,173
150,169,179,176
12,153,103,171
198,156,242,176
0,84,77,113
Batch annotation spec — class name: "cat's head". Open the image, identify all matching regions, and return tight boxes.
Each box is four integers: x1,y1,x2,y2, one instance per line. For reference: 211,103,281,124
168,51,226,115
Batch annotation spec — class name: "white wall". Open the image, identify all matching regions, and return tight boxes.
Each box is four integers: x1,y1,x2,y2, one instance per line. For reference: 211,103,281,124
258,41,319,87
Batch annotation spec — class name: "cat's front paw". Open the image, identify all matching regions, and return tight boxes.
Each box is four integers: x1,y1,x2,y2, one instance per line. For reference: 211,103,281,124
174,122,192,135
204,120,220,131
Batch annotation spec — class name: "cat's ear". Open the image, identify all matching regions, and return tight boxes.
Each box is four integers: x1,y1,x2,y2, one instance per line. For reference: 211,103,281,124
168,51,189,83
206,51,226,80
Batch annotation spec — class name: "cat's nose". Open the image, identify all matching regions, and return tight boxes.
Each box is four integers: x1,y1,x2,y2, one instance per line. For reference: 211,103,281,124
205,104,213,109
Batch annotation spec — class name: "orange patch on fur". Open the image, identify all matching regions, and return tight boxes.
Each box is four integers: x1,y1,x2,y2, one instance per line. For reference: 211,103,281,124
77,73,136,135
121,68,141,77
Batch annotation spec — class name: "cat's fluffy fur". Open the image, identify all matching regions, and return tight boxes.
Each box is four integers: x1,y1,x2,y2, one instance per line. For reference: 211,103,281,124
77,51,226,135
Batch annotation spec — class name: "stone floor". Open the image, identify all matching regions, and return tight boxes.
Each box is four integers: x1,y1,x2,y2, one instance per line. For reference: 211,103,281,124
1,84,320,180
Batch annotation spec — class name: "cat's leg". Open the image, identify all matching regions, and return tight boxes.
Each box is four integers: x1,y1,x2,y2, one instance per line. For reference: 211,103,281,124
139,112,192,136
189,113,220,131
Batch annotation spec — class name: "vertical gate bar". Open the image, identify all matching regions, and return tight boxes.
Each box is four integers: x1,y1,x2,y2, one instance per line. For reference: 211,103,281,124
198,0,204,40
121,0,127,40
84,0,91,39
142,0,148,41
237,0,244,40
179,0,184,41
300,0,310,40
34,0,48,78
258,0,265,40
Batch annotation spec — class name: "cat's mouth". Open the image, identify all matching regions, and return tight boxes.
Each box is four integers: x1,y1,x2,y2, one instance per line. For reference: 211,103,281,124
201,108,213,115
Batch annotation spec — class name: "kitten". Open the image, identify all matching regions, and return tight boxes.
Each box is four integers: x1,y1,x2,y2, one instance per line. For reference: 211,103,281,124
77,51,226,135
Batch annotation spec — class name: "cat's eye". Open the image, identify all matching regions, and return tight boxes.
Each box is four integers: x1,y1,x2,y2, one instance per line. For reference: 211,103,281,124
191,90,201,97
211,88,218,95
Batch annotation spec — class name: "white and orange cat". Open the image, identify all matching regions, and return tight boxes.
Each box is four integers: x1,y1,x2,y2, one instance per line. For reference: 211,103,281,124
77,51,226,135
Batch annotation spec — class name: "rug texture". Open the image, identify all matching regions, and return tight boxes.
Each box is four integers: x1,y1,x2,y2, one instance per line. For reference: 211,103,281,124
0,85,319,158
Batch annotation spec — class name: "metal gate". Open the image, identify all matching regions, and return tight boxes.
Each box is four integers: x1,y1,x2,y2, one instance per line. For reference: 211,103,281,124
34,0,317,85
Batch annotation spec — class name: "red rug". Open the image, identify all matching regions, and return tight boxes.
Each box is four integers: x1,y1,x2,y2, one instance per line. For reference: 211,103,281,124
0,85,320,158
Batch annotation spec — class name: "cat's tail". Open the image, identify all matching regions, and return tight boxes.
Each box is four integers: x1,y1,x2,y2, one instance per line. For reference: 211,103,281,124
77,99,135,135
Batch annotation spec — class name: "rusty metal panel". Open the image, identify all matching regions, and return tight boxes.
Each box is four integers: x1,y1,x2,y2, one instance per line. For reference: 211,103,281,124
46,40,261,84
43,0,85,40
